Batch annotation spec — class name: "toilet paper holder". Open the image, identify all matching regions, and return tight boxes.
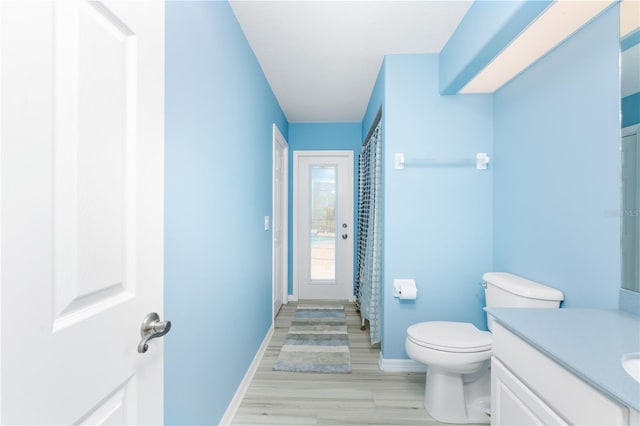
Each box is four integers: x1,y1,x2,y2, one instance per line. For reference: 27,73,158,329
393,279,418,299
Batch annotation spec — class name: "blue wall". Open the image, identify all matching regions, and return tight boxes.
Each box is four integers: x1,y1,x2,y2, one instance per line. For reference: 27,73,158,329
286,123,362,295
380,54,494,359
493,5,621,308
165,2,287,424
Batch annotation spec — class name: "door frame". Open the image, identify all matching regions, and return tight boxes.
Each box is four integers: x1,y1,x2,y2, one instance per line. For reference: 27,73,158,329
292,150,355,301
272,124,288,318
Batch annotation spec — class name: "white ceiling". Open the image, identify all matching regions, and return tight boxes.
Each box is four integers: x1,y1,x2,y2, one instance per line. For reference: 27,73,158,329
229,1,472,123
230,1,639,124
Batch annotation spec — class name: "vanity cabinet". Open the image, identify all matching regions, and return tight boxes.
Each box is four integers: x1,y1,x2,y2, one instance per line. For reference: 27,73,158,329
491,322,631,425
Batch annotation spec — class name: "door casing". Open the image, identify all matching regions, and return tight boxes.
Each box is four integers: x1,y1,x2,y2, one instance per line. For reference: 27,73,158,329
272,124,289,317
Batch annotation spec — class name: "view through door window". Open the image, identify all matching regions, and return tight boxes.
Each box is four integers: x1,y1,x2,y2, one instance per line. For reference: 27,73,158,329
310,165,336,281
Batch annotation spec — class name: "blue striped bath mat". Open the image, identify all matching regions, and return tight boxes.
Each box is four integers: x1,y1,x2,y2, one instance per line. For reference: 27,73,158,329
273,305,351,373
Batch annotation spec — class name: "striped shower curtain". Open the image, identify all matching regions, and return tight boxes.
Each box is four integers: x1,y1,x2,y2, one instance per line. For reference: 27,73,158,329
355,120,382,345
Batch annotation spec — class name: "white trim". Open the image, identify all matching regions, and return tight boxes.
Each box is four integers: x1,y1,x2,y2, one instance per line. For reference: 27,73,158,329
292,153,300,302
0,1,3,417
378,353,426,373
219,324,274,426
272,124,289,319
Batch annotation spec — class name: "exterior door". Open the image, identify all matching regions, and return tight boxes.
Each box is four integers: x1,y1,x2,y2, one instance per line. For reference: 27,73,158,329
0,1,165,424
293,151,354,300
273,124,288,317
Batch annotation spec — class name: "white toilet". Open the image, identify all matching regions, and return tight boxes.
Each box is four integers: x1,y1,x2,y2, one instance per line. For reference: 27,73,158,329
405,272,564,424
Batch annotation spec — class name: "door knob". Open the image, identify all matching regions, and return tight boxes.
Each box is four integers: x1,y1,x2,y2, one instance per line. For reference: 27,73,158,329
342,233,348,240
138,312,171,353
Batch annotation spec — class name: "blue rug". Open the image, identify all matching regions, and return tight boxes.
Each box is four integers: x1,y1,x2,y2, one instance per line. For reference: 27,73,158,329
273,305,352,373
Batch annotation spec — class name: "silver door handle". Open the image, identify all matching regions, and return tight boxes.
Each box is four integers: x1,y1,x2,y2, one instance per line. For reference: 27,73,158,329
138,312,171,353
342,233,348,240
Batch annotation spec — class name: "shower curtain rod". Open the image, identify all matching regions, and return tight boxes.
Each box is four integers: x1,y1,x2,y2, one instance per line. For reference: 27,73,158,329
363,108,382,147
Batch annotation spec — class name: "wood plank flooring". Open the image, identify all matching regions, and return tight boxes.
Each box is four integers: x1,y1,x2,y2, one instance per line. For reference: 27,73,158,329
231,301,454,425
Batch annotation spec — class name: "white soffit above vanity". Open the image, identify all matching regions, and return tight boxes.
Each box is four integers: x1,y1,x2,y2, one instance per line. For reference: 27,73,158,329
622,44,639,98
620,0,640,37
460,0,616,94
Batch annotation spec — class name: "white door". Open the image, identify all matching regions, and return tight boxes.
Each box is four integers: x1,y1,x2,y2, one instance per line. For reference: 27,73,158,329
0,1,165,424
272,124,288,317
293,151,354,300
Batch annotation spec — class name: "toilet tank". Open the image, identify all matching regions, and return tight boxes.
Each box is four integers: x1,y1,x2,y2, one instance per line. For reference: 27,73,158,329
483,272,564,330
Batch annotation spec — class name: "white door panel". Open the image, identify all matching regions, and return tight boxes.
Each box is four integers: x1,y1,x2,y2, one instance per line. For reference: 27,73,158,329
293,151,354,301
0,1,164,424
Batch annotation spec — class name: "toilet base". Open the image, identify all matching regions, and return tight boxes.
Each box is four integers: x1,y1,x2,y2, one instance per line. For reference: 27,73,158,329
423,361,491,424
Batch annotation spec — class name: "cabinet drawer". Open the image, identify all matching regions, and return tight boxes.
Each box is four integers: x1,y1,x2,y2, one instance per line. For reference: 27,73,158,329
492,323,628,425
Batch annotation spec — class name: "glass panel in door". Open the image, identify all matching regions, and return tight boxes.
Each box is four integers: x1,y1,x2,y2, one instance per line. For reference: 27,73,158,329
310,165,336,281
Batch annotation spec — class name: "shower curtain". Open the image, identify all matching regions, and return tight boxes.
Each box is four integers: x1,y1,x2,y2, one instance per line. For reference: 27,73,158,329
355,119,382,345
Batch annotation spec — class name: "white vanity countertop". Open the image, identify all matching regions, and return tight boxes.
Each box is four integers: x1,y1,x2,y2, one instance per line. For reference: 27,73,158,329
486,308,640,411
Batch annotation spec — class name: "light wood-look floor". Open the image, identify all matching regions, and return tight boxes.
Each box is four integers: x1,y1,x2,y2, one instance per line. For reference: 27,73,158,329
231,301,455,425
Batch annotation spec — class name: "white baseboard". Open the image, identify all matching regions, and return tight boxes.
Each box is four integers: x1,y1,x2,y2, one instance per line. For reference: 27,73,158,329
219,324,274,426
378,353,426,373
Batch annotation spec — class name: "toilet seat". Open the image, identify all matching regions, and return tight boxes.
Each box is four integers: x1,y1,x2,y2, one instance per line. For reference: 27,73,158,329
407,321,491,353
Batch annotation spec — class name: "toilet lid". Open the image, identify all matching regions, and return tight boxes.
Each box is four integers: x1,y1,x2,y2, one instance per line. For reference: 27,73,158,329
407,321,492,353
